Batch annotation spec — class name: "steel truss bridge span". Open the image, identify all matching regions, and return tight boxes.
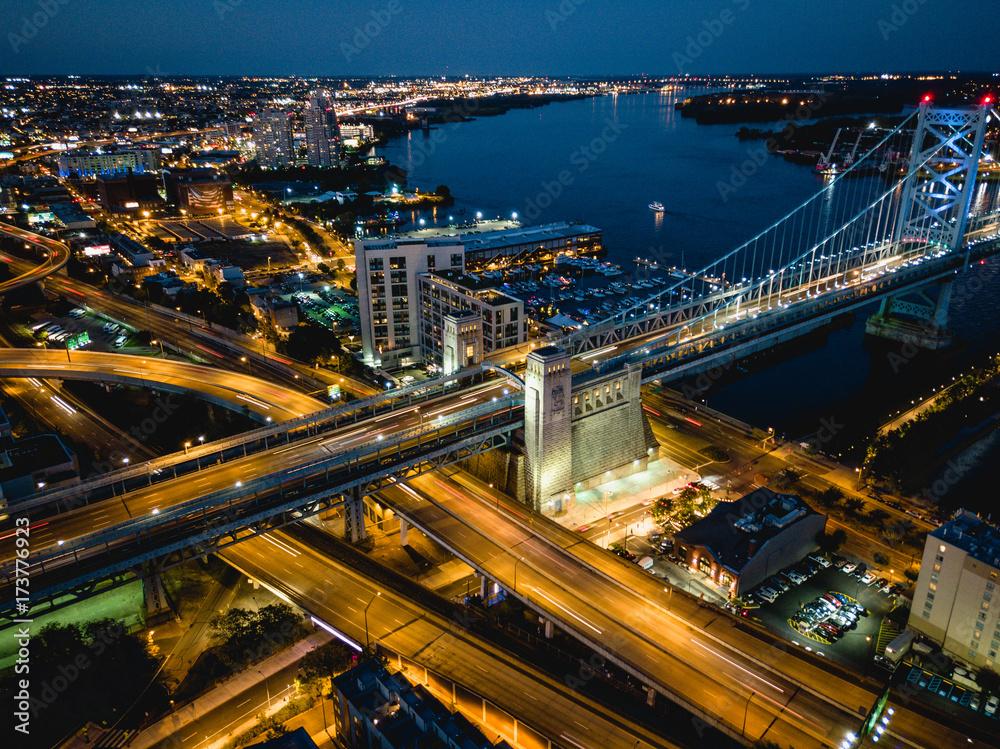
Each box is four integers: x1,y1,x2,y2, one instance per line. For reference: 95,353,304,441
0,396,523,609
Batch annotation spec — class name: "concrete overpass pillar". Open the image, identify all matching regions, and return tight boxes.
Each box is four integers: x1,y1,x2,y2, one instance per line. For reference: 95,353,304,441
543,618,554,639
524,346,573,513
865,279,955,350
479,575,489,599
344,487,368,544
646,686,656,706
142,563,171,623
399,517,409,547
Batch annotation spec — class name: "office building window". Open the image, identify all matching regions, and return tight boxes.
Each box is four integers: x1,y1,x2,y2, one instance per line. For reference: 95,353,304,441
451,253,462,266
369,257,384,271
923,611,930,619
389,256,406,269
427,255,435,269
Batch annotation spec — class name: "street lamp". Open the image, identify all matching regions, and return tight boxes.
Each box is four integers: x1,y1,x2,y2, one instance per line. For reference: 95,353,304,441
513,556,524,593
258,670,271,710
183,441,191,455
364,592,381,651
742,691,755,737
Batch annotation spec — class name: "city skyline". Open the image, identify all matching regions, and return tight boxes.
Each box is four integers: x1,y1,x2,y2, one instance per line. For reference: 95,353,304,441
2,0,999,77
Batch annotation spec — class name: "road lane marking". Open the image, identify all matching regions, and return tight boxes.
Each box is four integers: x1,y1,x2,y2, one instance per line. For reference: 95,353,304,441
689,639,784,692
524,586,602,635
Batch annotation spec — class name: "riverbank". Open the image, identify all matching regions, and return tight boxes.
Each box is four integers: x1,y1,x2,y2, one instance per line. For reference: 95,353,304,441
863,354,1000,499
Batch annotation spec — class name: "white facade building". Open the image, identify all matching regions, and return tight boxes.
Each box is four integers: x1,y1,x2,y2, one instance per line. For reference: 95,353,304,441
909,509,1000,669
354,236,465,370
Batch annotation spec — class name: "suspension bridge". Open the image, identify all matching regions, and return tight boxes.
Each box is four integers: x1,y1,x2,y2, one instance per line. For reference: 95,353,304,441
550,100,1000,381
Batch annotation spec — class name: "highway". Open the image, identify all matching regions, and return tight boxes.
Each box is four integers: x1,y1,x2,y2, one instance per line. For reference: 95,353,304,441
374,470,990,749
0,378,514,563
0,349,326,422
219,529,684,749
0,222,71,294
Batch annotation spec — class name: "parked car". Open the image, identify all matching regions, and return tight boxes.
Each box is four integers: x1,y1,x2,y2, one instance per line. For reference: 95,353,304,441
970,694,981,712
809,554,832,568
770,577,790,592
842,562,857,574
861,572,877,584
787,570,806,584
873,654,897,672
985,695,999,717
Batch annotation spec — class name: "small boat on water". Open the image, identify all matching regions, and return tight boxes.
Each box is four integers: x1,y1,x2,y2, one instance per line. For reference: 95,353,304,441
649,201,664,212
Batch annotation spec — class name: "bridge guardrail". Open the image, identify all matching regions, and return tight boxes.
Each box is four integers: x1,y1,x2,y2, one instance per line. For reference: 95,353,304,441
2,395,524,578
15,362,498,515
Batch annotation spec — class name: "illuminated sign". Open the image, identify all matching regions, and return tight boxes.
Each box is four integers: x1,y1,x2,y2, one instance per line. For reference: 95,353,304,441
124,201,139,208
0,151,13,160
83,245,111,256
327,384,341,400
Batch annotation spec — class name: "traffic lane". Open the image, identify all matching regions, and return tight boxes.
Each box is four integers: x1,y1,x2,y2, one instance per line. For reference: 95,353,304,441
223,533,676,749
1,388,514,559
1,377,151,463
0,350,324,420
45,275,341,398
404,473,954,748
152,660,301,749
383,480,835,748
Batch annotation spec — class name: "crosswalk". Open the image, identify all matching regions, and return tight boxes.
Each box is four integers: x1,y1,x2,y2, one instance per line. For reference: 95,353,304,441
94,727,132,748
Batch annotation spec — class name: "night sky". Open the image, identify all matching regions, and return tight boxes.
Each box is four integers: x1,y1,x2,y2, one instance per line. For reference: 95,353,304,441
2,0,998,76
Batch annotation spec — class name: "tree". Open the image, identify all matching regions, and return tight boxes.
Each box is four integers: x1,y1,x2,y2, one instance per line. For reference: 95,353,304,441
865,507,891,528
772,468,802,491
210,603,305,669
904,567,920,584
873,551,890,566
284,321,345,366
298,639,357,697
842,497,866,517
815,487,843,508
816,529,848,553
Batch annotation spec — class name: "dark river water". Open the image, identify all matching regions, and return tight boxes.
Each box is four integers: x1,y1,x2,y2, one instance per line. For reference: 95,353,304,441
377,91,1000,513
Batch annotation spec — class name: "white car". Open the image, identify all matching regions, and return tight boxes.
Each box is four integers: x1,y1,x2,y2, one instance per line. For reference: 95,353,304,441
809,555,832,568
842,563,857,574
986,695,999,717
861,572,877,585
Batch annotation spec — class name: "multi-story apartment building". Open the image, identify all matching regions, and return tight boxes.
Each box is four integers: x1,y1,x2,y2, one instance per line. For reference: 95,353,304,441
355,237,465,370
909,509,1000,669
252,109,294,169
304,91,339,168
417,269,525,366
57,147,161,178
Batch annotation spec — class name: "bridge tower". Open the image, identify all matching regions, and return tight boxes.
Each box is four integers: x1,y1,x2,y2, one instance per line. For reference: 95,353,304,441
867,101,991,349
524,346,573,513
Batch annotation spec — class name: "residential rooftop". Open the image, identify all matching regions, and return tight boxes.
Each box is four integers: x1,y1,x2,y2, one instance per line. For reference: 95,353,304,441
933,509,1000,568
674,487,823,576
